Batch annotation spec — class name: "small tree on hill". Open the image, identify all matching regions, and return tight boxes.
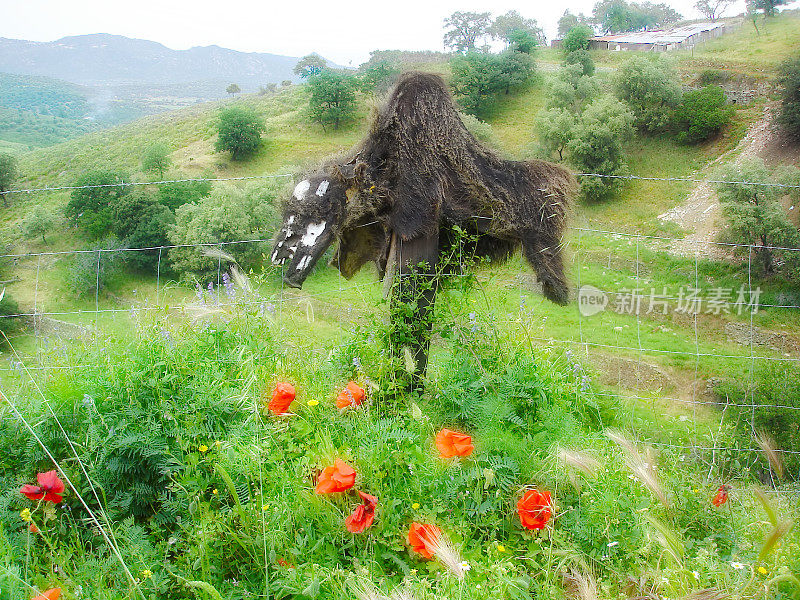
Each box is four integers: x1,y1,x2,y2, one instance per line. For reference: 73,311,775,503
569,96,635,202
547,63,599,113
443,11,492,53
226,83,241,96
489,10,545,47
751,0,789,17
562,25,594,53
614,55,682,133
308,70,357,130
507,30,539,55
495,50,536,95
714,158,799,275
359,59,401,94
564,49,595,76
141,142,172,179
21,205,56,243
215,107,265,160
0,153,17,207
536,108,576,161
777,53,800,140
293,54,327,79
694,0,734,21
168,182,280,278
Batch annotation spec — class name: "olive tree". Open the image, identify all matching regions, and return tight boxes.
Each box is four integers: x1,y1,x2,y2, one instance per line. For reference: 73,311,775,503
614,55,681,133
215,107,265,160
21,205,57,243
168,181,280,278
714,158,800,276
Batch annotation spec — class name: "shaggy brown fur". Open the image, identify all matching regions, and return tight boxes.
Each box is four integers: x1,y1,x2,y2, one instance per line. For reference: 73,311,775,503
334,71,574,303
272,71,575,304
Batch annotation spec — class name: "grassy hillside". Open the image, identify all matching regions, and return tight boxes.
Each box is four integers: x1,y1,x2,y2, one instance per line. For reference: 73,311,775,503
0,73,98,148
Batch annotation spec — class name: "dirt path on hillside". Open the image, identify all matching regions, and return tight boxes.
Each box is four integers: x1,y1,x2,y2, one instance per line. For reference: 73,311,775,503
658,105,775,257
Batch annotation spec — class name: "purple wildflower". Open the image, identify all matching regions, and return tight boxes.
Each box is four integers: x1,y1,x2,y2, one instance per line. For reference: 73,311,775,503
222,271,236,300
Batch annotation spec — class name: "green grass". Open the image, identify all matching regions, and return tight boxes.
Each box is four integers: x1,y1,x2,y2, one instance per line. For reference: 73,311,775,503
680,10,800,76
1,277,798,600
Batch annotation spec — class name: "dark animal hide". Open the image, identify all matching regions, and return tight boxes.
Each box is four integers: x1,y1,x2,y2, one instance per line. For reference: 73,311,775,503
271,71,575,305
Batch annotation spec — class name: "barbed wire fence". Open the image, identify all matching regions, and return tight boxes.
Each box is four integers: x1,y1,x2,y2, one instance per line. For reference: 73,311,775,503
1,170,799,488
1,168,799,597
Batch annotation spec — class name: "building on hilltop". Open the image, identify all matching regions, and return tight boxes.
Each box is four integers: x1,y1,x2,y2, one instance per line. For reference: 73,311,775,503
552,21,733,52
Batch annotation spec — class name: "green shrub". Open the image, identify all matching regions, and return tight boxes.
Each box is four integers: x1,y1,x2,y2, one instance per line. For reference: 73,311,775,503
568,96,635,202
562,25,594,53
564,48,595,76
214,107,265,160
109,189,174,270
0,291,22,343
715,362,800,478
674,85,733,144
168,181,281,278
66,169,130,239
155,174,213,210
140,142,171,178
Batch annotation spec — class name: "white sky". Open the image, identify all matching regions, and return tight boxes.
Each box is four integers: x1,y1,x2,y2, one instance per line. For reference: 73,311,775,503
0,0,762,66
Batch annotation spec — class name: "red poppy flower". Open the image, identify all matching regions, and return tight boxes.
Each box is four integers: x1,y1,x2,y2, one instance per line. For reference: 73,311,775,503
336,382,365,409
712,484,731,507
435,429,474,458
268,382,296,415
517,489,553,530
345,491,378,533
407,522,442,559
32,589,61,600
28,524,39,534
315,459,357,494
20,471,65,504
277,558,294,569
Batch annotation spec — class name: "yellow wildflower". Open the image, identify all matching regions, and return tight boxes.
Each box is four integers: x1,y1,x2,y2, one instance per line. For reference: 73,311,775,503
262,504,269,511
20,508,31,522
307,399,319,407
497,544,506,552
412,502,420,510
199,444,209,453
212,488,219,495
757,566,768,575
141,569,152,579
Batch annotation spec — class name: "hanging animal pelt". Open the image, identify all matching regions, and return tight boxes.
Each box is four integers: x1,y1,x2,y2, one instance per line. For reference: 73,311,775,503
271,71,575,305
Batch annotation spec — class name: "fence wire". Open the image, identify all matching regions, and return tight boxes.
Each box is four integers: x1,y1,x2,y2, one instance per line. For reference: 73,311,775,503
0,171,798,496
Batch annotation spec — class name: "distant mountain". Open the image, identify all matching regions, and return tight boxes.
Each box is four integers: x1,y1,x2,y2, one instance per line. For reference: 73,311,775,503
0,33,316,89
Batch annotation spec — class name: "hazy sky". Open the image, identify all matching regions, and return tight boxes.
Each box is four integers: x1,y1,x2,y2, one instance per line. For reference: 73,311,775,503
0,0,774,65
